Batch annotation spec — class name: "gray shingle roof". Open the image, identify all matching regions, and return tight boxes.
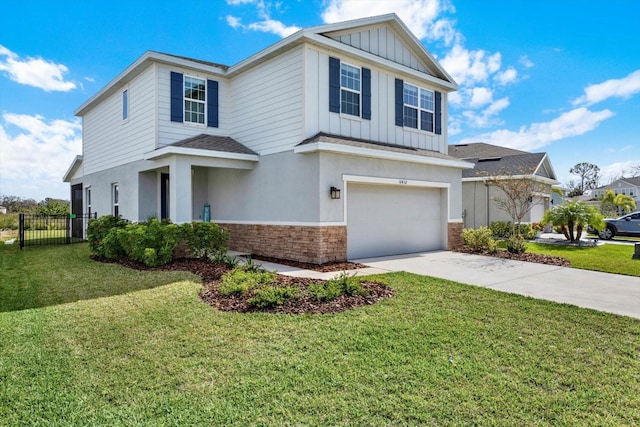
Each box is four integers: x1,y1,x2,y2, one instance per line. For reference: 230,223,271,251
299,132,464,162
461,153,546,178
448,142,528,159
169,134,257,155
149,51,229,70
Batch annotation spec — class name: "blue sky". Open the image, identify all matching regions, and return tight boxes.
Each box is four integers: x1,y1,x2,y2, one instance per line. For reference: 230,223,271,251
1,0,639,200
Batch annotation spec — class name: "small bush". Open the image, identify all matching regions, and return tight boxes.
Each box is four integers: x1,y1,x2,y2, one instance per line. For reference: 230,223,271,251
248,286,299,309
327,271,369,297
87,215,129,257
0,213,19,230
308,280,343,302
489,221,537,239
218,268,276,296
116,219,181,267
239,257,265,273
462,227,497,253
506,236,527,254
181,222,229,258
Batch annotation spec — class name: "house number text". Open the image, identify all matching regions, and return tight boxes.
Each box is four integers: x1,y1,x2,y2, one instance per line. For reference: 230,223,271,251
398,179,408,184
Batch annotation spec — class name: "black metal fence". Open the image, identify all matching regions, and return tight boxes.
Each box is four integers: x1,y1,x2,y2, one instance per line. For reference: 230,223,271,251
19,213,97,249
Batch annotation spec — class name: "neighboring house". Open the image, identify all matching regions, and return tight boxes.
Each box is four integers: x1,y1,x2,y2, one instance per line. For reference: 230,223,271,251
592,177,640,207
64,14,473,263
448,142,559,229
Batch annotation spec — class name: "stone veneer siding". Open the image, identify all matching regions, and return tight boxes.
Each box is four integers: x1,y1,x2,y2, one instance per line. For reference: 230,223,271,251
219,223,347,264
447,222,464,250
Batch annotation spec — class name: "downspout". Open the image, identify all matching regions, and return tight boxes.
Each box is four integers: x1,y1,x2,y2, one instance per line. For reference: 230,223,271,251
485,181,490,227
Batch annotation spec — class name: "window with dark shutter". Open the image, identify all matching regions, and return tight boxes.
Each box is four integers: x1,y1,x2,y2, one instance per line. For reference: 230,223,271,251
435,91,442,135
207,80,218,128
395,78,404,126
362,67,371,120
329,57,340,113
170,72,183,122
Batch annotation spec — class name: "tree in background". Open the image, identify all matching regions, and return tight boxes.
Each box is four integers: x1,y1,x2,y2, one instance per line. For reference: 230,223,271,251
542,201,604,242
0,195,38,213
36,198,70,215
484,169,548,254
569,162,601,195
600,190,637,217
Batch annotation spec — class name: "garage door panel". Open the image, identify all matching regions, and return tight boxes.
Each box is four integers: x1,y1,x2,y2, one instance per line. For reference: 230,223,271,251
347,184,443,259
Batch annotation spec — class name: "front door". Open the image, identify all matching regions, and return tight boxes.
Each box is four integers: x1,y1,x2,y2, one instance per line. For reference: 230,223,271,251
161,173,170,220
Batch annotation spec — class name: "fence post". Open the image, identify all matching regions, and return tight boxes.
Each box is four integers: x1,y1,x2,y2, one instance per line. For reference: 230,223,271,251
66,214,71,244
19,213,24,249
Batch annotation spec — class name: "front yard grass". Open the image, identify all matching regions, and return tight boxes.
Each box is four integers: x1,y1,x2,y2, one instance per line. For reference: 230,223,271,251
525,242,640,277
1,243,639,425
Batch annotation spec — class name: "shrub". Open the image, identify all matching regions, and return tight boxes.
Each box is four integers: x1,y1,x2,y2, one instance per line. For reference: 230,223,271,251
489,221,537,239
489,221,511,238
308,280,343,302
87,215,129,257
116,219,181,267
180,222,229,258
239,256,265,273
327,271,369,297
218,268,276,296
0,213,19,230
248,286,299,309
462,227,497,253
506,235,527,254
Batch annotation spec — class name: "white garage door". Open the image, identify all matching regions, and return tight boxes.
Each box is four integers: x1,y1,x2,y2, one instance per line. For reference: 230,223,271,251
347,183,443,259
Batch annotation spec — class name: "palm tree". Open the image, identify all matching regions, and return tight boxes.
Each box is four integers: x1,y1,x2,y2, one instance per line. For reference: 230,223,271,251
600,190,637,217
542,201,605,242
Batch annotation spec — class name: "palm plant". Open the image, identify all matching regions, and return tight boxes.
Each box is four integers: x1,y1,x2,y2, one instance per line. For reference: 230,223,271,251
600,190,637,217
542,201,605,242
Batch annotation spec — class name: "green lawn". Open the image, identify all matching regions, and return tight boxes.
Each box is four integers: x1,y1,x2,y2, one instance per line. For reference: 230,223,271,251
1,244,639,425
525,242,640,277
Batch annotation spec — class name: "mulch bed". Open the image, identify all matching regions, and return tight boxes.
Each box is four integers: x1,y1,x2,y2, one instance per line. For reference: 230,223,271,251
99,257,393,314
249,255,367,272
455,247,571,267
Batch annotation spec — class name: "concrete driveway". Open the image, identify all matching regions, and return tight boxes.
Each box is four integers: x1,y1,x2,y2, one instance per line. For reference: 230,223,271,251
353,251,640,320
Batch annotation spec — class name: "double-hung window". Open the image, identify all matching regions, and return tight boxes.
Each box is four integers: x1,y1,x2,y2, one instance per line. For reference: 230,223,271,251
184,76,206,124
403,83,434,132
340,63,361,117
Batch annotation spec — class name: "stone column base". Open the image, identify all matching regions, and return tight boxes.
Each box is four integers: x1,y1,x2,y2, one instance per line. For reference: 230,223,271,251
447,222,464,250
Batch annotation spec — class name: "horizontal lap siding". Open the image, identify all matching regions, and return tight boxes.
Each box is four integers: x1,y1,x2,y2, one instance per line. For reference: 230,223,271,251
157,65,230,147
83,66,156,175
231,46,304,153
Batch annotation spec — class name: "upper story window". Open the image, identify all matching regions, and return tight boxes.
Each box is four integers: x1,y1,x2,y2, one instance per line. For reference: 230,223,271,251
171,72,218,127
184,76,206,124
403,83,434,132
340,63,361,117
329,57,371,120
122,89,128,120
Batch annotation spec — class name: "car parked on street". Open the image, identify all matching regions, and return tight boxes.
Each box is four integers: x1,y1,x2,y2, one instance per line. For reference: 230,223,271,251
594,211,640,239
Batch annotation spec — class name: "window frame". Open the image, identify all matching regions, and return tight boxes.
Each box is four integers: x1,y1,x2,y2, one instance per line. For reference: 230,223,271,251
183,75,207,126
86,187,92,217
112,183,119,217
402,82,435,133
339,62,361,117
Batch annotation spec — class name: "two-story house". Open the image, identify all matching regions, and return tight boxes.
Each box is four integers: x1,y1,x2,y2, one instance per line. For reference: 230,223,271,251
63,14,473,263
592,176,640,208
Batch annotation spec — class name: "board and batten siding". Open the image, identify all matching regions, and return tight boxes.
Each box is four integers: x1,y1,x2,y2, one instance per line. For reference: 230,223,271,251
305,45,448,154
83,65,156,175
230,46,304,154
325,24,439,76
156,64,230,147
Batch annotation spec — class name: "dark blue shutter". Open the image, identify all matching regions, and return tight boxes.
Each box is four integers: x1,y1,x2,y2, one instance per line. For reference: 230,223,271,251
434,91,442,135
362,67,371,120
170,72,183,122
329,57,340,113
207,79,219,128
395,78,404,127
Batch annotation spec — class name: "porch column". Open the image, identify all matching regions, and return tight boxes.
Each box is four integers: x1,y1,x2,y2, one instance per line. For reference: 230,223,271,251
169,157,192,223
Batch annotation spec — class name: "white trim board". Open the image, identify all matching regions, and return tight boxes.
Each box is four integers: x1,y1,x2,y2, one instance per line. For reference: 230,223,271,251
213,220,346,227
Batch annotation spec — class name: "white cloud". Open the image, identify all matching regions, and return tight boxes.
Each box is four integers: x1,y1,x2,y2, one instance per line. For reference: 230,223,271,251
225,0,300,38
321,0,458,44
458,107,615,151
440,44,501,86
0,44,76,92
494,67,518,86
573,69,640,106
469,87,493,108
0,113,82,199
600,160,640,183
519,55,534,68
462,97,510,128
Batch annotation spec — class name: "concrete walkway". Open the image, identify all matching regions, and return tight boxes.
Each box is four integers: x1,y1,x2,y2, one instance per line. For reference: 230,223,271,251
255,251,640,320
